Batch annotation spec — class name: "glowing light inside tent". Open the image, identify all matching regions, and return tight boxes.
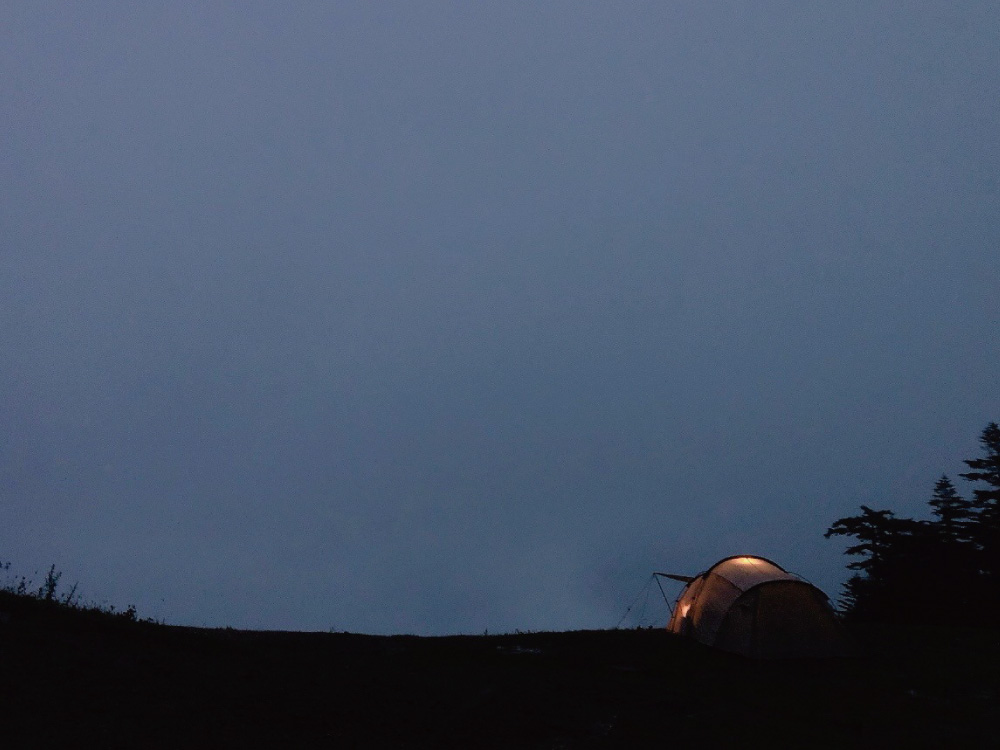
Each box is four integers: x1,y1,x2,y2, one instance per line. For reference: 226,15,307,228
680,603,691,618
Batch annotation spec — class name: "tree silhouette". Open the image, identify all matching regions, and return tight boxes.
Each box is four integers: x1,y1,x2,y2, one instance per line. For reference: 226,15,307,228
960,422,1000,503
927,475,974,544
960,422,1000,619
827,423,999,625
825,506,927,622
824,506,905,573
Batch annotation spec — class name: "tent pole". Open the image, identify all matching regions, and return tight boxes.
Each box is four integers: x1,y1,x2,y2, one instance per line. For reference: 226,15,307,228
653,574,674,616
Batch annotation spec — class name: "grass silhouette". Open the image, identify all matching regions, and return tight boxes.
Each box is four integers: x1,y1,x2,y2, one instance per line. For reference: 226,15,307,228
1,560,138,622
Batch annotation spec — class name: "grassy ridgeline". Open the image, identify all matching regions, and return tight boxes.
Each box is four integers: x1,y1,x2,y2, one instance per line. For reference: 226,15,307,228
0,586,997,747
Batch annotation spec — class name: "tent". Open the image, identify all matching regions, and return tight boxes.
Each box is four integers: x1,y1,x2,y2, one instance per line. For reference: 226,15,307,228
663,555,847,658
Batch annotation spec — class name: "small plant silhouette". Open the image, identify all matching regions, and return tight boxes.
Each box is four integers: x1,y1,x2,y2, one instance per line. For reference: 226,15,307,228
40,565,61,601
1,559,139,621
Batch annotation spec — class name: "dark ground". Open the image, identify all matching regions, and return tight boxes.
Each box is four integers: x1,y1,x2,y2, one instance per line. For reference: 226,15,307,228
1,592,998,748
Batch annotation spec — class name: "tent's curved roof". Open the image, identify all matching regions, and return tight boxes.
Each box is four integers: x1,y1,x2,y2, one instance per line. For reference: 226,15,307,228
699,555,802,593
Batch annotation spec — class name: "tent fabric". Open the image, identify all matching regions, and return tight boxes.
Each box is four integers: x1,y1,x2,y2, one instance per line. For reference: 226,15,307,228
666,555,847,658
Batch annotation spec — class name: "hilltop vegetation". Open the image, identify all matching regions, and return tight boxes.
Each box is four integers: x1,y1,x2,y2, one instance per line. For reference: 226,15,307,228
1,587,998,748
827,422,1000,625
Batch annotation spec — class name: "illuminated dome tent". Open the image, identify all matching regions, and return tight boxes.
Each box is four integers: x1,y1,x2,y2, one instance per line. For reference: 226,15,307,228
663,555,846,659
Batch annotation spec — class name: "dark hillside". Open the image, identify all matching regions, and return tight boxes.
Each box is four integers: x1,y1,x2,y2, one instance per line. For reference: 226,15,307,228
1,591,997,748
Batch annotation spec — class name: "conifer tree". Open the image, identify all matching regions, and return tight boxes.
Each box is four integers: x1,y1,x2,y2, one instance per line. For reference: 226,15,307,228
824,506,902,574
825,506,924,621
927,475,974,545
960,422,1000,613
960,422,1000,520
